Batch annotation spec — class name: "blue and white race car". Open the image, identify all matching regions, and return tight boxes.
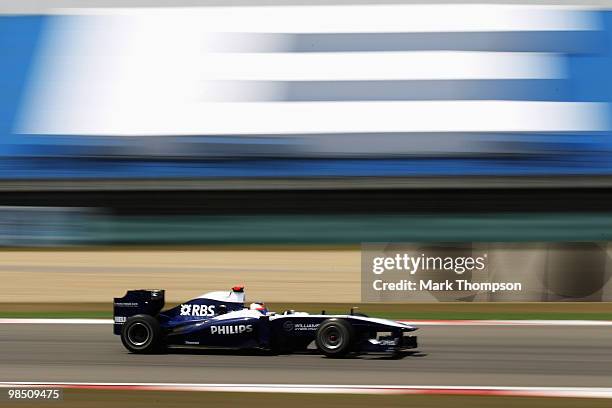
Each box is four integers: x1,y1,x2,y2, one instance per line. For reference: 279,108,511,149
113,286,418,358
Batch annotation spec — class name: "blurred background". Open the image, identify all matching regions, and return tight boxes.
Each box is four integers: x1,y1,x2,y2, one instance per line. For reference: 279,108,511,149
2,1,612,304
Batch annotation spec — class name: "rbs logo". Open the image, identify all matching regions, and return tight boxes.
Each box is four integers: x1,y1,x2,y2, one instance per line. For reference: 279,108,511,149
180,303,216,317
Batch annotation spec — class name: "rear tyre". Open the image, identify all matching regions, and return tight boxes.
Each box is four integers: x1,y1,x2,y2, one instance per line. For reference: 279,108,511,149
120,314,164,354
315,318,354,358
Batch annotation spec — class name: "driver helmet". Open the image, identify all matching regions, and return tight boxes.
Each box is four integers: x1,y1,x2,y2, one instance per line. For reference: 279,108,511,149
249,302,268,314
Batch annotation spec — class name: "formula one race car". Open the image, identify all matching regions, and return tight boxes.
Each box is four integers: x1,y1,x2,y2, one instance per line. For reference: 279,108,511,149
113,286,417,357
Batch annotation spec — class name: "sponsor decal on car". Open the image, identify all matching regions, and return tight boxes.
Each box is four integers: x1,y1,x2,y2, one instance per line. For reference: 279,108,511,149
180,304,216,317
211,325,253,335
282,321,319,331
294,323,319,331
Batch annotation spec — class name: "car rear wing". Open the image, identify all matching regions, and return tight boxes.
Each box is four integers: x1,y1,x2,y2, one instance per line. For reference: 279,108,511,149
113,289,165,335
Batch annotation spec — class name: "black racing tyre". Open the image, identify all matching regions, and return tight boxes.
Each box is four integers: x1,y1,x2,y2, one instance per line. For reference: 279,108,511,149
120,314,164,354
315,318,354,358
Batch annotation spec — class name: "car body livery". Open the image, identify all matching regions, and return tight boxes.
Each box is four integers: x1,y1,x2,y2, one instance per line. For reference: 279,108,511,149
113,286,418,357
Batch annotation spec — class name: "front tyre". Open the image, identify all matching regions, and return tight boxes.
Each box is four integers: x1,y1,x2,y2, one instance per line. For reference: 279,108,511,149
120,314,164,354
315,318,354,358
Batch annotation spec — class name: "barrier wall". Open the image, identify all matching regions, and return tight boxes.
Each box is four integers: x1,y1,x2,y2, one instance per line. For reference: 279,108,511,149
2,211,612,245
1,6,612,181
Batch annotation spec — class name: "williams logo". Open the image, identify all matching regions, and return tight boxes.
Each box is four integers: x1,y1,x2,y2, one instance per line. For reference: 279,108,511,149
211,324,253,335
282,321,318,331
294,323,319,331
180,304,216,317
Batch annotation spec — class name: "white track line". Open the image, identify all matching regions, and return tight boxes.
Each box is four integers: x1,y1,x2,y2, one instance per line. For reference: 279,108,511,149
1,318,612,326
0,382,611,398
397,319,612,326
0,318,112,324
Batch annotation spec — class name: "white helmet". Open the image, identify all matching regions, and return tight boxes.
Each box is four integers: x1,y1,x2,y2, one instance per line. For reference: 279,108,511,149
249,302,268,314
